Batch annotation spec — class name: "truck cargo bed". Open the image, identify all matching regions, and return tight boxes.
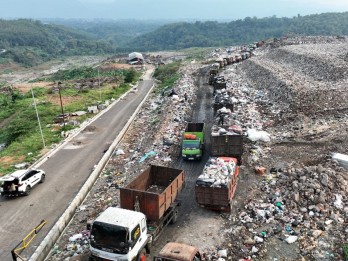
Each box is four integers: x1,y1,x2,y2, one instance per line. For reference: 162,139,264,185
211,135,243,160
120,165,185,223
195,160,239,212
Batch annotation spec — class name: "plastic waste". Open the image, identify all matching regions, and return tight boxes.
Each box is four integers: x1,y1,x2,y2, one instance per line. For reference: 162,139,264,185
247,129,271,142
332,153,348,170
334,194,343,209
116,149,125,155
139,151,157,162
255,166,266,175
69,233,83,242
285,235,298,244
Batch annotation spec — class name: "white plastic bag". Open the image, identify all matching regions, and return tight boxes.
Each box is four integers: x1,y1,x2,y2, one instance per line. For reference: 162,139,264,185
247,128,270,142
285,235,298,244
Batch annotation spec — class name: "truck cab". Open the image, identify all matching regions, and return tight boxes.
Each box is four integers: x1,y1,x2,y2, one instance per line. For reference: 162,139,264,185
182,139,203,160
182,123,205,161
89,207,149,261
154,242,202,261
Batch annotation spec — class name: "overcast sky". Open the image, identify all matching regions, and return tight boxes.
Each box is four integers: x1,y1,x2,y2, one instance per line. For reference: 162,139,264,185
1,0,348,21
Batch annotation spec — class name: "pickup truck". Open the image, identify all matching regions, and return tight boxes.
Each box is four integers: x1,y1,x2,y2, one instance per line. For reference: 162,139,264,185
195,157,239,212
89,165,185,261
181,123,205,161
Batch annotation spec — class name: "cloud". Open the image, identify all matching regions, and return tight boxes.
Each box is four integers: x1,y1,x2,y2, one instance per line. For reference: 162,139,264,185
279,0,348,8
78,0,117,3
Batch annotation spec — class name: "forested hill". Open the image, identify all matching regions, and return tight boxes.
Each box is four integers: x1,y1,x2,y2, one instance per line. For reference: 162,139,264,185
0,19,115,66
1,12,348,66
123,12,348,51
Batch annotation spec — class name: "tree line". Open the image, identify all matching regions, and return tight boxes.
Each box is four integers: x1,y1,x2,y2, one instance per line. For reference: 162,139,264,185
123,12,348,52
0,12,347,66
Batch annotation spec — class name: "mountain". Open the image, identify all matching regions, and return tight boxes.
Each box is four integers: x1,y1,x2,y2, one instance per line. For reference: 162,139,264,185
0,19,115,66
123,12,348,51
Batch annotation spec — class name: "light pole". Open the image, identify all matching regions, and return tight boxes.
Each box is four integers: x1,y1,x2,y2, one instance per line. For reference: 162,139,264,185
30,84,45,148
98,67,101,101
58,81,65,130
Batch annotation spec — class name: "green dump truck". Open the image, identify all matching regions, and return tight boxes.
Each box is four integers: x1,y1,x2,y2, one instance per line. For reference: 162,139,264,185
181,123,205,160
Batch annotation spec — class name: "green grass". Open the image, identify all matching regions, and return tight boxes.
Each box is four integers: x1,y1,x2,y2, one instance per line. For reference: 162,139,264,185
182,47,214,60
343,243,348,261
153,61,182,94
0,67,138,175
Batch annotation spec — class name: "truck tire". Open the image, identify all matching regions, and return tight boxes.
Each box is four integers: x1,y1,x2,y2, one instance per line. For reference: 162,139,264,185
170,209,178,224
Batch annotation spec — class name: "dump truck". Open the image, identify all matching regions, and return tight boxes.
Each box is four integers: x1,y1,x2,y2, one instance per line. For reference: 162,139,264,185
213,92,234,115
153,242,202,261
213,80,227,94
195,157,239,212
89,165,185,261
209,75,224,85
182,123,205,160
211,132,243,164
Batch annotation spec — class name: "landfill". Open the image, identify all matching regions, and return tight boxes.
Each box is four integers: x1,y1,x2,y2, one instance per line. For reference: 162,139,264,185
47,35,348,261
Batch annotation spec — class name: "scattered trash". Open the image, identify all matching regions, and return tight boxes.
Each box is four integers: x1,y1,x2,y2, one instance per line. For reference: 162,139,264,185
255,166,266,175
247,129,271,142
285,236,298,244
139,151,157,162
115,149,125,155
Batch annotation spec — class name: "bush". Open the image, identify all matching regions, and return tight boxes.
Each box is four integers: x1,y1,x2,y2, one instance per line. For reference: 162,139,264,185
343,243,348,261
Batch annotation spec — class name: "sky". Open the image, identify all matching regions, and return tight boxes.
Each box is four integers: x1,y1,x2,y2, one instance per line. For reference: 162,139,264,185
1,0,348,21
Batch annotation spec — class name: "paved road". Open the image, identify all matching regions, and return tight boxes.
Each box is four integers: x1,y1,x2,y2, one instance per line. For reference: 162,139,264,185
0,67,154,261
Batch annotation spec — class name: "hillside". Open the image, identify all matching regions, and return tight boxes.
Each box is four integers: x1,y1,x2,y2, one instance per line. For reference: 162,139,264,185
1,12,348,66
123,12,348,51
45,19,170,47
0,19,115,66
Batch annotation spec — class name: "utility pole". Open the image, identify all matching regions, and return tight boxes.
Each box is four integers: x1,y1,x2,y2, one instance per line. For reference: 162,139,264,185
58,81,65,130
30,84,46,148
98,67,101,101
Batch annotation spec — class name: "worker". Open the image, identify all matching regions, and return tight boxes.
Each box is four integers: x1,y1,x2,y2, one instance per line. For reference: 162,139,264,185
9,182,16,192
217,113,225,126
184,92,188,101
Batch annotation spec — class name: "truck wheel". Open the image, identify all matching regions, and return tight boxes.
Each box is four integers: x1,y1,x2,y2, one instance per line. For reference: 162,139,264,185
137,248,147,261
170,209,178,224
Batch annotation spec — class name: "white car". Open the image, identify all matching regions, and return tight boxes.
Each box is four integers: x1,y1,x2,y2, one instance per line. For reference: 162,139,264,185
0,168,45,197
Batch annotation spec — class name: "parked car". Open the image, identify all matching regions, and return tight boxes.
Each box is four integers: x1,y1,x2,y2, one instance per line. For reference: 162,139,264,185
0,168,45,197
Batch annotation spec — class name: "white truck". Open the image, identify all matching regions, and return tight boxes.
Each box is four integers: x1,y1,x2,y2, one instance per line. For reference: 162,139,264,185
88,165,185,261
89,207,149,261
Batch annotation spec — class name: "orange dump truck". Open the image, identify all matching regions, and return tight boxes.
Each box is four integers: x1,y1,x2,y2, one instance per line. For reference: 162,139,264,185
195,157,240,212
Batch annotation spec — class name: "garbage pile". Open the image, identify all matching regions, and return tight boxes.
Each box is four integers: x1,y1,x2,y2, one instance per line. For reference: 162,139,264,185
196,157,237,188
241,38,348,116
226,161,348,260
214,89,235,114
214,36,348,260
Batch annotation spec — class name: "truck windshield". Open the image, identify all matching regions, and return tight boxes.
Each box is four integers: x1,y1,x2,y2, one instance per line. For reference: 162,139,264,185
90,222,129,254
183,141,200,149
